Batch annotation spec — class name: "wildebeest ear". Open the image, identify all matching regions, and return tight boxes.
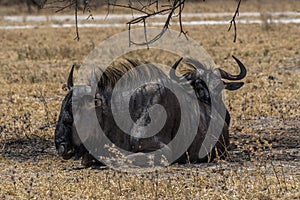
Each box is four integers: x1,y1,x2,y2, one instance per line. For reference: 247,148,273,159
224,82,244,90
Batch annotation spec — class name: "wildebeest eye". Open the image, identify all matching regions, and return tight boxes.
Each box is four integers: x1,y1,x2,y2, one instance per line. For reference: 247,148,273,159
95,93,102,107
95,98,102,107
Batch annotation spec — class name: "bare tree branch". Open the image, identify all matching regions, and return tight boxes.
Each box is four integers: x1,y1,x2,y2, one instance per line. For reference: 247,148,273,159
74,0,79,41
228,0,242,43
53,1,76,13
112,0,186,46
46,0,242,44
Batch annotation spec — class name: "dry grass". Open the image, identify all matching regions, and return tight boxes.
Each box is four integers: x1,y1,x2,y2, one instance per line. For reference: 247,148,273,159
0,1,299,199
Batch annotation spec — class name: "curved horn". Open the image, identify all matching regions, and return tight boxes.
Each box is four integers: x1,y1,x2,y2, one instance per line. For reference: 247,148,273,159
169,57,183,82
218,55,247,80
91,67,97,93
67,65,75,90
224,81,244,91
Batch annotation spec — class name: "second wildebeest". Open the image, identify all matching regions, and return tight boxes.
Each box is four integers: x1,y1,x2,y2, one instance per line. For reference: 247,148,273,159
55,56,247,167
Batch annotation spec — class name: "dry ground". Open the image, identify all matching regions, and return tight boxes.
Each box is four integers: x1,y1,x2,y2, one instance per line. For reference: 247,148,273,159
0,1,299,199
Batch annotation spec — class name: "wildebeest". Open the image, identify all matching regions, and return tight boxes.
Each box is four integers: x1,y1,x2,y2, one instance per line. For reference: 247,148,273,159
170,56,246,162
55,56,247,167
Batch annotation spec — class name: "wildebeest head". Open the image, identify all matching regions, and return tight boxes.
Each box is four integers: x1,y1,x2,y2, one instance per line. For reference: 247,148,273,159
54,65,75,160
170,55,246,101
170,55,246,124
55,65,103,162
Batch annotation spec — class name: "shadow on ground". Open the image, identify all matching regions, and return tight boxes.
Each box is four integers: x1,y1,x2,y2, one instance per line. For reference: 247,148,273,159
0,136,56,162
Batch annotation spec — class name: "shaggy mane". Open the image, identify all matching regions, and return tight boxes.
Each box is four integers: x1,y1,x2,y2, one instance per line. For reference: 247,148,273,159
97,59,169,91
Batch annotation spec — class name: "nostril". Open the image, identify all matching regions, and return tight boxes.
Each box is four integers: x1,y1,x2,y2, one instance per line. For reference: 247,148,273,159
58,144,66,155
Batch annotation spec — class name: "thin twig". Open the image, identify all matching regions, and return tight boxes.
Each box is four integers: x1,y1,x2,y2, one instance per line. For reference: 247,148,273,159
108,2,149,15
121,0,185,46
49,0,242,44
178,0,188,39
74,0,80,41
228,0,242,43
54,1,76,13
